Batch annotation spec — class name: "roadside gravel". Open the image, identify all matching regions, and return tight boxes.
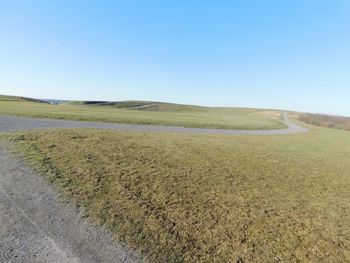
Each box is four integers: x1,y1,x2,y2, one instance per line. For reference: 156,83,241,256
0,142,145,263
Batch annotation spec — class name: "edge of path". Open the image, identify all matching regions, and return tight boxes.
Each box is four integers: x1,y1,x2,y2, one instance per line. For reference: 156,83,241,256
0,141,146,263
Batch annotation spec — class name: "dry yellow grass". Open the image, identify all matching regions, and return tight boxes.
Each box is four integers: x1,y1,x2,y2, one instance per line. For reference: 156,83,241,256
6,124,350,262
298,112,350,131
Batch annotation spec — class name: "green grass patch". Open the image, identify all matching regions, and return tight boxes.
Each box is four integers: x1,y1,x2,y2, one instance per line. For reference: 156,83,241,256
0,95,286,130
7,125,350,262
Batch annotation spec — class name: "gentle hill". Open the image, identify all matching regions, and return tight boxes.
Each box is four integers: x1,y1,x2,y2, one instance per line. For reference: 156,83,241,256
67,100,283,115
0,95,49,104
67,100,207,112
0,95,286,130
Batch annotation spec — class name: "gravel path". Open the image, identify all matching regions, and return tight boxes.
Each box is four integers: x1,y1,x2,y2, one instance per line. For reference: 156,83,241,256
0,113,308,135
0,142,145,263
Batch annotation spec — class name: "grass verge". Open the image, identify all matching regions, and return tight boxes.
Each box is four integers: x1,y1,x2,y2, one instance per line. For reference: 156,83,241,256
6,125,350,262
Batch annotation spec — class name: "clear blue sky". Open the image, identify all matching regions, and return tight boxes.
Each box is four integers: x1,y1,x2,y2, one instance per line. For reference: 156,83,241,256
1,1,350,115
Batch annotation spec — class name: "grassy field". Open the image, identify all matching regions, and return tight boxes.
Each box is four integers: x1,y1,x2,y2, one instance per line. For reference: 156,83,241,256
6,123,350,262
298,112,350,131
0,95,286,130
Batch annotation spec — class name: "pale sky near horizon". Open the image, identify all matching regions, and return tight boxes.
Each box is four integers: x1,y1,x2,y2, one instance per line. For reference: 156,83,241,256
1,1,350,116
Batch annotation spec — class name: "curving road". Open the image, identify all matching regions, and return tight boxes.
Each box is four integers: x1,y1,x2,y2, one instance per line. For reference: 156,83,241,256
0,112,307,135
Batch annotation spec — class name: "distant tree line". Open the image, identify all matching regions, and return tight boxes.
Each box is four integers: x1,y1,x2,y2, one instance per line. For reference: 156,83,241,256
299,113,350,131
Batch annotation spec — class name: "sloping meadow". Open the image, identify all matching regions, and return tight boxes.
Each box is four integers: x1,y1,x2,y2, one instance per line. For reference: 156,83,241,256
0,95,286,130
8,125,350,262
